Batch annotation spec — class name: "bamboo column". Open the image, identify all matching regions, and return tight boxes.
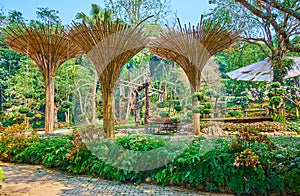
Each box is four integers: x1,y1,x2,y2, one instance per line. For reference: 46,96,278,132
4,24,82,134
68,20,147,138
148,18,239,135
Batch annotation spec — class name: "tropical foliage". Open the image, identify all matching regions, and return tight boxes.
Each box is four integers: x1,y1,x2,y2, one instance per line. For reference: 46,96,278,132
0,125,299,195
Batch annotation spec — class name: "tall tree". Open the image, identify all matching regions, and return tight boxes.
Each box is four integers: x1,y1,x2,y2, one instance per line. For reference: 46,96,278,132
0,11,25,112
35,7,62,25
105,0,172,25
75,3,114,24
208,0,300,82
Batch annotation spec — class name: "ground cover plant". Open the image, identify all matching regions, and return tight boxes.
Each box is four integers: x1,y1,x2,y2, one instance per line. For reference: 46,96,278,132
0,124,299,195
0,167,4,189
200,121,300,134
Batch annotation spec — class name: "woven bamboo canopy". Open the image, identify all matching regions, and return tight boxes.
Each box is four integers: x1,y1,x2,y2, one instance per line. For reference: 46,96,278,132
68,19,147,138
4,23,83,78
147,18,239,135
4,23,83,134
148,18,240,93
68,20,147,87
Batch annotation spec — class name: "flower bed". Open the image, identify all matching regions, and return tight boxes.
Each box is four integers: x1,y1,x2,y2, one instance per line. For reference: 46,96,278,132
0,124,299,195
199,121,299,136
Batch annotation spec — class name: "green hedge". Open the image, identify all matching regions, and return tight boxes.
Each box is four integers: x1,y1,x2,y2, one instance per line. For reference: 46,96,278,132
0,124,299,195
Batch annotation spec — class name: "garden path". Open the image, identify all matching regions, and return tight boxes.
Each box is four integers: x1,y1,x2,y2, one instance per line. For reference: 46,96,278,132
0,162,232,196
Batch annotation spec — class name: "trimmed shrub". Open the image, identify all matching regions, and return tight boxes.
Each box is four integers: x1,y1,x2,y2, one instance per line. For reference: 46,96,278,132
270,82,280,88
174,105,182,112
19,107,30,114
192,92,205,101
159,111,169,118
26,112,35,118
185,104,193,110
61,101,73,109
2,103,12,109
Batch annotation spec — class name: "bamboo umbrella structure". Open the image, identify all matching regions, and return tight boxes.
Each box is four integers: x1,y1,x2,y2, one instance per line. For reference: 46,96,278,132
148,18,239,135
68,19,147,138
4,23,83,134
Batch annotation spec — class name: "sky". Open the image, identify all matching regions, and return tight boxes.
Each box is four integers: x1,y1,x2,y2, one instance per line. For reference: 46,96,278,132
0,0,214,25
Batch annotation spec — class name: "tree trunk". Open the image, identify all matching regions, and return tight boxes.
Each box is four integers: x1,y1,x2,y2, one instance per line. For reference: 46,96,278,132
54,108,58,128
135,91,140,129
45,75,55,134
102,88,115,138
91,70,98,125
145,82,150,131
65,111,70,126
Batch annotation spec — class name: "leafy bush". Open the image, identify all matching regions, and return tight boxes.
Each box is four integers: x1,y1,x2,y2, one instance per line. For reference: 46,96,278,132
2,103,12,108
159,111,169,117
0,123,39,162
61,101,73,109
19,107,30,114
174,105,182,112
24,92,33,98
26,112,35,117
192,92,205,101
286,121,300,133
270,82,280,88
185,104,193,110
267,92,274,98
222,122,289,133
0,125,299,195
276,88,286,95
227,110,243,117
203,102,213,109
156,102,168,108
270,96,283,105
172,100,180,106
202,108,212,114
0,166,5,189
116,134,167,151
192,105,204,113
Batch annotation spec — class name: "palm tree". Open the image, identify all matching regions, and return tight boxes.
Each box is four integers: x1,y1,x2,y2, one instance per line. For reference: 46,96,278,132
75,3,114,24
74,4,115,125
